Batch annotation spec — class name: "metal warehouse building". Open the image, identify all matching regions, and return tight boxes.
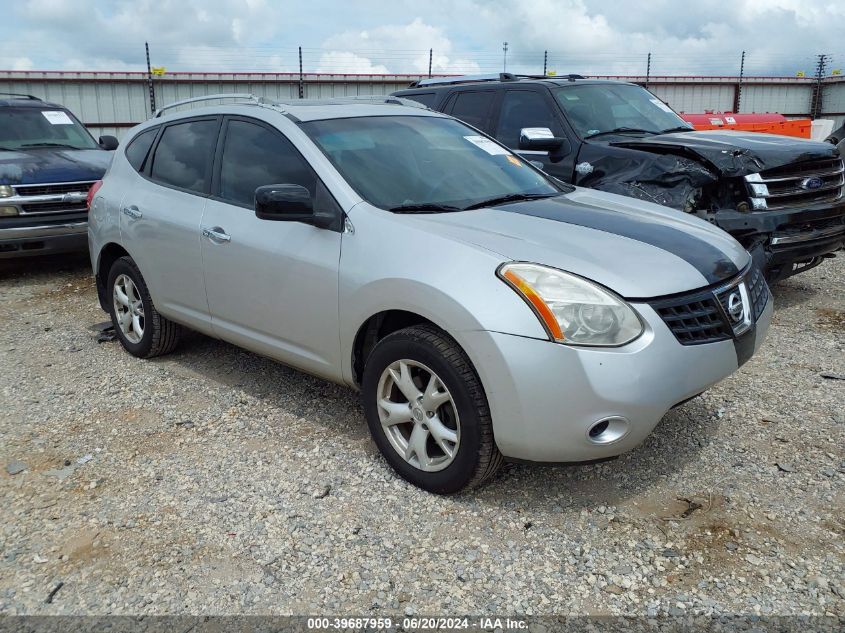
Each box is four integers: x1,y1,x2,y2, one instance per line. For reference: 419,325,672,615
1,70,843,139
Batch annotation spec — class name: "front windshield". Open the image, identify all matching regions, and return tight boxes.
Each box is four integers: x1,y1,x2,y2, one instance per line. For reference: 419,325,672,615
301,115,562,210
553,84,691,138
0,107,99,150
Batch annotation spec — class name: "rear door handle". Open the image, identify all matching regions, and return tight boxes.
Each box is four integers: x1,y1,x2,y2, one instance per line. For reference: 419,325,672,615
202,226,231,244
121,205,142,220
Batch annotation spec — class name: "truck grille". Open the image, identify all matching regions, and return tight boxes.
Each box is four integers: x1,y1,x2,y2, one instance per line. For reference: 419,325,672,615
745,158,844,211
10,181,95,215
651,265,770,346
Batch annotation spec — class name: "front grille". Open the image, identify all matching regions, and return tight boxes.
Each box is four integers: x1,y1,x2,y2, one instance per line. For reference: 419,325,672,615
12,181,95,197
20,201,87,214
651,265,770,346
746,158,844,210
653,295,731,345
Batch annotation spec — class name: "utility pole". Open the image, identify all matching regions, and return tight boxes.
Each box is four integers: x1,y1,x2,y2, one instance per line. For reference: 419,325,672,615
645,52,651,88
428,48,433,78
503,42,508,73
145,42,156,115
298,46,304,99
811,53,829,119
543,50,547,76
733,50,746,112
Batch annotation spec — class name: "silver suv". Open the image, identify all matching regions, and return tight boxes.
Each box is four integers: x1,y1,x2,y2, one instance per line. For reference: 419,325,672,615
88,95,772,493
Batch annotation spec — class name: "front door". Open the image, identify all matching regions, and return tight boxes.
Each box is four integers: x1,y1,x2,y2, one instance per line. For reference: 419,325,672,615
200,117,343,380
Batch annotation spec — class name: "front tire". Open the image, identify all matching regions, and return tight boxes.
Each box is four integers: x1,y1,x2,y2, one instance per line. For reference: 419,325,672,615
362,325,503,494
107,256,181,358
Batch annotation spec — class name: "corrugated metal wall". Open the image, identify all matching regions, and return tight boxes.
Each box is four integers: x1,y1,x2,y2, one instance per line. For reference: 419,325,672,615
1,71,843,139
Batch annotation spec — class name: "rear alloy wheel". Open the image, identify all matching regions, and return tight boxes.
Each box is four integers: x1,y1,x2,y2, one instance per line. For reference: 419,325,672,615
106,256,182,358
362,325,503,493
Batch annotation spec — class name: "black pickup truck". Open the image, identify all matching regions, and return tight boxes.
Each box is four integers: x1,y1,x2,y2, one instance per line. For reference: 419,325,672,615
394,74,845,282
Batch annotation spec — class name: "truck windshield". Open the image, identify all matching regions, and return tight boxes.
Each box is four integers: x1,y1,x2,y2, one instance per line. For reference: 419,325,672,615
0,107,99,150
301,115,563,211
553,84,691,139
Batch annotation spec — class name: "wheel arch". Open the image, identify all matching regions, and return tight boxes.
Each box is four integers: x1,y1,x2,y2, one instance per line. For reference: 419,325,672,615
95,242,131,311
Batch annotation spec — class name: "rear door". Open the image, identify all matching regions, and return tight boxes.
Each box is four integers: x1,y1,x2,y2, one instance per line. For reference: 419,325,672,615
491,88,577,182
200,116,343,380
120,116,220,331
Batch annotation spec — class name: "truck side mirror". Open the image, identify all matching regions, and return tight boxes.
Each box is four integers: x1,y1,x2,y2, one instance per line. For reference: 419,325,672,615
519,127,567,152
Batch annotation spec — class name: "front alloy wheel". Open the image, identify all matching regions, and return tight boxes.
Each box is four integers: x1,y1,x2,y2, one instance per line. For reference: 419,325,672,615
376,359,460,472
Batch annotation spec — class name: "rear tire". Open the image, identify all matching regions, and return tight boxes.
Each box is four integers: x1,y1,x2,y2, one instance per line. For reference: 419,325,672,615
107,256,181,358
362,325,503,494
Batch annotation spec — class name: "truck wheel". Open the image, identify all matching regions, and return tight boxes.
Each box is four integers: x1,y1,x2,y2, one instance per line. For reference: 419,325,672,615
362,325,503,494
107,256,181,358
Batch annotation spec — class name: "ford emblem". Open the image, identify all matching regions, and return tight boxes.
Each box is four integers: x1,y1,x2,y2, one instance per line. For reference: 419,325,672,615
800,176,824,190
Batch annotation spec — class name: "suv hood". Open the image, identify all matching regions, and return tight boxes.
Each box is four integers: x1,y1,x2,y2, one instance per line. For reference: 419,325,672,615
610,130,840,177
411,188,750,298
0,148,112,185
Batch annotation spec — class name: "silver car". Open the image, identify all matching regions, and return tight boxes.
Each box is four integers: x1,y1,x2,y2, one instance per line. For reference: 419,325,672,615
88,95,772,493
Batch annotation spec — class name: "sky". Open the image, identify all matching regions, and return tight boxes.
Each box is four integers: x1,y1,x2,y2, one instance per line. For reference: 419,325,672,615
1,0,844,77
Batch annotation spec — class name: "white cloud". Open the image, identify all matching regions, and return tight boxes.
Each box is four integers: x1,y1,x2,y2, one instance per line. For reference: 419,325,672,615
315,51,390,74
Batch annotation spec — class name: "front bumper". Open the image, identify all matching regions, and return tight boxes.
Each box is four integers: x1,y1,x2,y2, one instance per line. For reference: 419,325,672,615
0,220,88,258
463,296,772,462
712,199,845,279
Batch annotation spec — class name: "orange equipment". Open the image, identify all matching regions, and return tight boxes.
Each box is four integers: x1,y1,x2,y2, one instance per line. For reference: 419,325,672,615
679,111,811,138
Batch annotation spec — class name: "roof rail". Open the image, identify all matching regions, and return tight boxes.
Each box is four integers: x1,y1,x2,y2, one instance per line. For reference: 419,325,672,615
410,73,519,88
0,92,42,101
154,93,262,118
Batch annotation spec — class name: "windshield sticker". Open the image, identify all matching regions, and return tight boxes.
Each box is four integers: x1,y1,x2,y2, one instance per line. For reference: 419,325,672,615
41,111,74,125
649,99,674,114
464,135,510,155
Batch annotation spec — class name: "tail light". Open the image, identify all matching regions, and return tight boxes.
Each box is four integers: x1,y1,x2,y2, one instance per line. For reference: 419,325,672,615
86,180,103,210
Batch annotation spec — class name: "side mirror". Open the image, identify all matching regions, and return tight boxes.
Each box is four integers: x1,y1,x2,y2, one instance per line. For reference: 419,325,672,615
98,135,119,151
518,127,567,152
255,184,313,222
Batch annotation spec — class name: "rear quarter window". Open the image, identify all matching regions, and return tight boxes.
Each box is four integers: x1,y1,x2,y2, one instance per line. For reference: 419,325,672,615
402,92,437,108
124,127,158,172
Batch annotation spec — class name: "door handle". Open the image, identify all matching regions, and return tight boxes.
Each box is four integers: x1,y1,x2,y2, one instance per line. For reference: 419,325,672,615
121,205,142,220
202,226,231,244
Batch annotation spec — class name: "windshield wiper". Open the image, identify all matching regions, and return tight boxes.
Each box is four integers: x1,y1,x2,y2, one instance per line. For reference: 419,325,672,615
659,126,695,134
584,127,660,139
388,203,464,214
463,192,560,211
20,142,80,149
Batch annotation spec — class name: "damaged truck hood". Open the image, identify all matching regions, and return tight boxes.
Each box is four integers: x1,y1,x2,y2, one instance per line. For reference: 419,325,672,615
608,130,840,177
0,148,112,185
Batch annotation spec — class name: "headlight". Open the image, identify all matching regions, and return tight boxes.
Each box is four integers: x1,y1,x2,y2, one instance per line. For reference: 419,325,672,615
498,262,644,346
0,185,13,198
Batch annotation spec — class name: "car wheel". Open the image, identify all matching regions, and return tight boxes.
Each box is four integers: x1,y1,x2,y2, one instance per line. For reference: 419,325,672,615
107,256,181,358
362,324,503,494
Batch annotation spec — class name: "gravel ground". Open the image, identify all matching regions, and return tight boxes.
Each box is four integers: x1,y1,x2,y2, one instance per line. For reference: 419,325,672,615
0,253,842,617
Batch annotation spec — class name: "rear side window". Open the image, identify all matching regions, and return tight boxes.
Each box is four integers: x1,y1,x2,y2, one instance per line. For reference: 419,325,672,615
449,91,494,130
403,92,436,108
150,119,218,193
496,90,563,148
124,127,157,172
218,119,317,207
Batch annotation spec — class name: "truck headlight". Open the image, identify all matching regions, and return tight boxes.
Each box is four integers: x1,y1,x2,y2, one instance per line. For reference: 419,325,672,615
0,185,13,198
498,262,644,346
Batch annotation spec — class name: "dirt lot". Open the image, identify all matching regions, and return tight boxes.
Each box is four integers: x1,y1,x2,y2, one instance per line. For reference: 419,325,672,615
0,253,843,617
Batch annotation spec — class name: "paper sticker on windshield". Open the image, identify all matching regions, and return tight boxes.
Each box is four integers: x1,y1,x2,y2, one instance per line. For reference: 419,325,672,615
42,111,74,125
464,135,510,155
649,99,673,113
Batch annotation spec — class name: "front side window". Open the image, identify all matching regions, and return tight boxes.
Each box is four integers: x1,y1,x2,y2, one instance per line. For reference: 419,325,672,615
450,91,494,130
302,115,561,210
150,119,218,193
553,84,690,138
0,107,98,150
125,127,158,172
218,120,316,206
496,91,563,148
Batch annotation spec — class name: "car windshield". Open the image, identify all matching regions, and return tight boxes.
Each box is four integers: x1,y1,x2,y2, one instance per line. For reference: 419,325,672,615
300,115,563,211
553,84,691,139
0,107,99,150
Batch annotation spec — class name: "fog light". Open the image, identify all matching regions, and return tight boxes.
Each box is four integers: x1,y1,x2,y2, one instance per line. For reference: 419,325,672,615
0,205,18,216
586,416,630,445
0,185,13,198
